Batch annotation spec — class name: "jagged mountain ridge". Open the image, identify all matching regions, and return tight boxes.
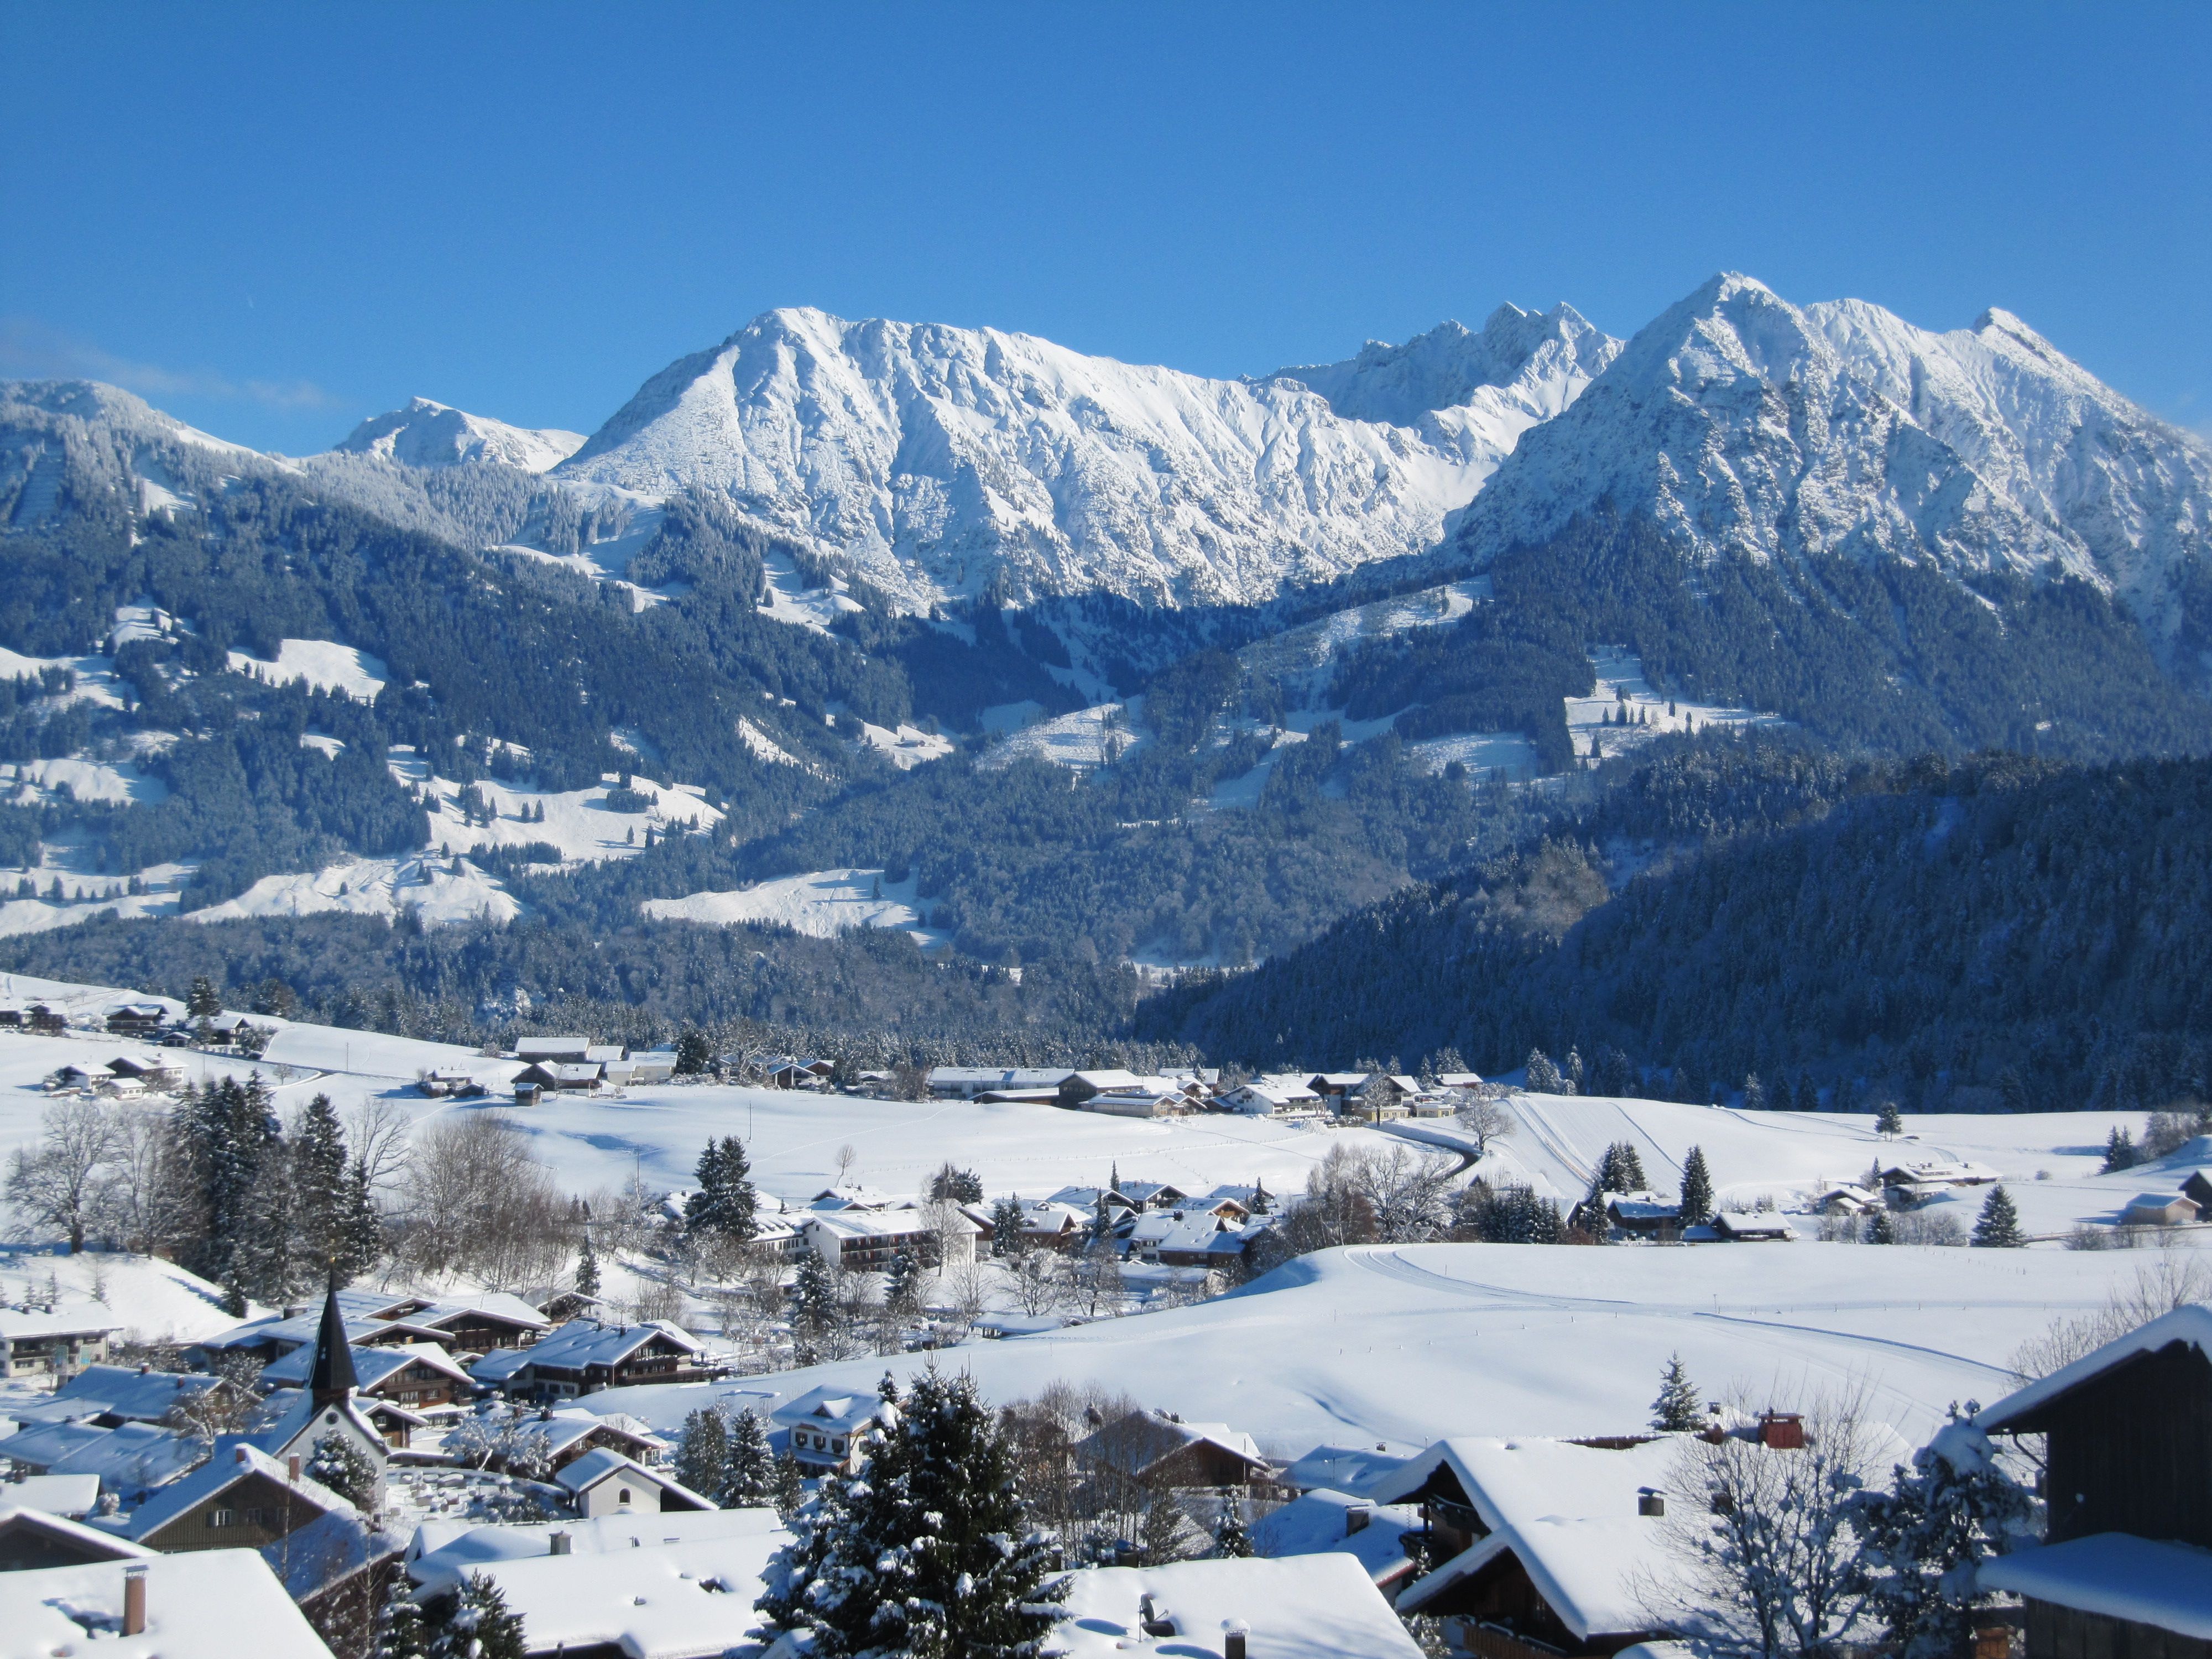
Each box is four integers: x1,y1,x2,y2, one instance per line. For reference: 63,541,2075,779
1443,274,2212,646
552,304,1618,609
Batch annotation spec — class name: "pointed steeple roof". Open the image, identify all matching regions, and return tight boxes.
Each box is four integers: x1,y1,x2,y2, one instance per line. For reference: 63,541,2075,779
306,1280,358,1404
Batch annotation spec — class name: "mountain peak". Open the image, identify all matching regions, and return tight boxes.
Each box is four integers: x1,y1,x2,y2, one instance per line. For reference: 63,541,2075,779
1266,303,1619,428
334,399,585,473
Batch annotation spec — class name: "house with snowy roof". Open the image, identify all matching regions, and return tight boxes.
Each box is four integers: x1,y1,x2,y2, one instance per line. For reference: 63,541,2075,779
1074,1408,1276,1493
2121,1191,2201,1228
1251,1487,1428,1602
1057,1068,1145,1106
1602,1192,1681,1238
259,1340,473,1412
1119,1181,1190,1211
469,1318,713,1402
1339,1074,1421,1121
1220,1078,1322,1116
801,1204,979,1271
239,1287,390,1504
0,1503,155,1571
116,1441,355,1553
356,1291,552,1352
14,1364,249,1430
0,1472,101,1519
6,1421,206,1502
1154,1212,1258,1269
103,1001,169,1036
0,1300,119,1379
1367,1434,1683,1657
1975,1303,2212,1659
0,1547,334,1658
1052,1553,1424,1659
555,1446,715,1517
773,1385,884,1474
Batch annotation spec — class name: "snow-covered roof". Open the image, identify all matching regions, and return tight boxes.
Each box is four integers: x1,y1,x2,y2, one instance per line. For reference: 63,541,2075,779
804,1207,969,1240
1713,1212,1795,1240
260,1340,472,1391
407,1506,784,1594
474,1317,702,1380
436,1520,791,1658
1050,1555,1423,1659
807,1183,901,1210
0,1502,154,1559
1069,1069,1144,1089
1250,1488,1427,1586
0,1301,122,1339
1433,1072,1486,1088
123,1441,353,1542
553,1447,712,1508
15,1364,230,1427
1373,1436,1683,1638
259,1506,402,1602
2122,1192,2198,1215
1282,1444,1412,1495
408,1293,552,1332
0,1472,102,1516
1227,1080,1319,1105
770,1385,884,1435
39,1421,206,1495
1978,1304,2212,1433
1978,1533,2212,1639
515,1035,593,1058
0,1548,332,1658
1077,1410,1269,1478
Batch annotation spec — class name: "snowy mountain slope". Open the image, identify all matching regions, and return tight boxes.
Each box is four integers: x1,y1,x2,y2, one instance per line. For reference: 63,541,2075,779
556,306,1617,610
1448,274,2212,627
332,395,585,473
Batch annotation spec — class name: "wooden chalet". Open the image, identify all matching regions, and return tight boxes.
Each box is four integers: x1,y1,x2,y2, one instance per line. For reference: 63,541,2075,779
0,1506,155,1572
1977,1305,2212,1659
467,1318,714,1402
121,1443,353,1554
103,1001,168,1037
1074,1408,1276,1492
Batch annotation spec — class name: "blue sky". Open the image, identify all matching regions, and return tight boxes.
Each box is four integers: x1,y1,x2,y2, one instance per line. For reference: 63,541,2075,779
3,2,2206,453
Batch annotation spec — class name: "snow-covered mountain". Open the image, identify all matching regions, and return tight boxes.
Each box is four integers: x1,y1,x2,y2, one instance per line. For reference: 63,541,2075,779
556,305,1618,608
1448,273,2212,630
333,396,585,473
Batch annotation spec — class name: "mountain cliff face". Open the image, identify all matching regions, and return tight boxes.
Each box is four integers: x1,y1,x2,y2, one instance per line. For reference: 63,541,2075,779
555,304,1618,609
334,396,585,473
1445,275,2212,644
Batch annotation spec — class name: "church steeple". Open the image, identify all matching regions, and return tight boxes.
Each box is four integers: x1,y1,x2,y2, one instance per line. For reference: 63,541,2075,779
306,1280,357,1407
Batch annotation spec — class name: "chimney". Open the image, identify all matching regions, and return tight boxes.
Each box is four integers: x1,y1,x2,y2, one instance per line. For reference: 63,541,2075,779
1346,1505,1370,1535
122,1564,148,1636
1639,1490,1666,1517
288,1454,302,1481
1224,1620,1249,1659
549,1531,571,1556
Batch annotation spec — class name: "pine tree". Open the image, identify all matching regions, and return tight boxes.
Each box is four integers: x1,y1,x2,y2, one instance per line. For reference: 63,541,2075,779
771,1448,805,1516
1678,1147,1714,1227
675,1028,713,1076
425,1573,528,1659
1741,1072,1767,1111
1524,1048,1565,1094
1848,1408,2034,1659
187,975,222,1019
792,1250,839,1335
676,1407,730,1497
1832,1076,1859,1116
306,1432,380,1512
373,1591,431,1659
575,1228,601,1297
1797,1074,1822,1112
1650,1354,1703,1431
719,1407,775,1507
883,1250,921,1317
1598,1141,1648,1193
990,1194,1026,1257
1971,1185,2024,1248
688,1135,758,1243
1864,1207,1896,1244
1213,1501,1253,1558
1141,1493,1188,1564
2101,1126,2137,1173
1876,1099,1905,1136
291,1095,356,1282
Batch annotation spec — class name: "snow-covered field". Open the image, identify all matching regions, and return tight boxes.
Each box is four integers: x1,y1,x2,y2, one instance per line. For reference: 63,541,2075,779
854,721,953,769
224,638,389,702
1563,647,1787,762
0,1248,259,1348
983,700,1149,774
641,868,946,946
187,853,521,926
584,1237,2187,1458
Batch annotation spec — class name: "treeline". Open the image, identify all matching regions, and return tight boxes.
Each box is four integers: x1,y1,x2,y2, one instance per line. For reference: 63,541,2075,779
1144,747,2212,1112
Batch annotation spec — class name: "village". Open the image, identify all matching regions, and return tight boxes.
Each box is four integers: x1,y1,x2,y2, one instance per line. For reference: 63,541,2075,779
0,979,2207,1657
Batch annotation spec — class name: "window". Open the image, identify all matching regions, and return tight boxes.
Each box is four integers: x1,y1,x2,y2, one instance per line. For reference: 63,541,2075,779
210,1508,237,1527
618,1488,633,1505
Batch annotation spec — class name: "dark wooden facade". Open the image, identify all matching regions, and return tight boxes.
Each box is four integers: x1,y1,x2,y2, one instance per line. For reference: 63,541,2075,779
2002,1339,2212,1548
138,1469,330,1552
2026,1598,2212,1659
0,1512,142,1571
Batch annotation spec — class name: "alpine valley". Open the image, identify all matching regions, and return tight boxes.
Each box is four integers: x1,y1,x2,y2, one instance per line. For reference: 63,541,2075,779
4,272,2212,1107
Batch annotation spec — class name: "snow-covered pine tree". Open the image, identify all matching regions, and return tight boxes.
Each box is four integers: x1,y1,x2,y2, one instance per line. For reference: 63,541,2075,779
1741,1072,1767,1111
687,1135,758,1243
1601,1141,1648,1192
575,1228,601,1297
372,1590,431,1659
990,1194,1027,1257
1848,1409,2033,1659
791,1250,838,1334
306,1431,380,1512
1213,1501,1253,1557
2100,1126,2137,1172
290,1094,354,1282
425,1573,527,1659
771,1448,805,1516
1651,1354,1703,1431
675,1407,730,1496
883,1249,920,1316
1971,1186,2023,1248
1864,1208,1896,1244
1876,1099,1905,1136
1524,1048,1564,1094
1678,1146,1714,1227
757,1375,904,1653
719,1406,775,1507
187,975,222,1019
1141,1492,1188,1564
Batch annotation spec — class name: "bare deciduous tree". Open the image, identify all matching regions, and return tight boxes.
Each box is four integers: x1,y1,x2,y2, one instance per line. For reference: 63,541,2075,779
6,1098,120,1252
343,1097,414,1199
2011,1251,2212,1379
1452,1093,1516,1160
397,1113,570,1288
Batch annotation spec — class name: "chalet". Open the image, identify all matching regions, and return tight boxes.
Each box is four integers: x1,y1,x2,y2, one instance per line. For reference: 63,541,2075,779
515,1060,604,1093
1220,1079,1321,1117
2183,1169,2212,1213
1814,1183,1883,1216
554,1447,713,1517
1710,1211,1794,1241
1603,1192,1682,1238
2121,1191,2201,1228
47,1063,96,1092
259,1341,472,1411
103,1001,168,1037
0,1548,336,1659
801,1206,979,1271
0,1305,118,1380
0,1504,155,1571
1081,1086,1188,1118
624,1048,678,1083
765,1057,834,1089
105,1053,184,1089
1154,1213,1255,1269
415,1067,490,1097
1059,1069,1144,1108
1074,1408,1276,1491
1874,1157,2002,1203
1048,1183,1138,1217
1433,1071,1488,1091
397,1293,552,1353
1013,1199,1093,1252
524,1286,606,1324
1120,1181,1190,1211
13,1364,247,1429
773,1386,882,1474
1975,1303,2212,1659
3,1420,205,1500
1340,1074,1421,1121
25,1002,66,1034
1055,1555,1425,1659
119,1442,353,1554
468,1319,713,1402
1373,1434,1682,1658
1306,1072,1369,1101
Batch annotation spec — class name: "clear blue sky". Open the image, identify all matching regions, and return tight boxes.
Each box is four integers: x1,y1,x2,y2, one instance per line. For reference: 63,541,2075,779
3,2,2206,453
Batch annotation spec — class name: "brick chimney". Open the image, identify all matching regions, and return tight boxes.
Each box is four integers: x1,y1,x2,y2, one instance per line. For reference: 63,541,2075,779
122,1564,148,1636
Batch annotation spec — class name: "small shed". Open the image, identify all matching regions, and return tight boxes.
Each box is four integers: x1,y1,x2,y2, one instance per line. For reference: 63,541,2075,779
2121,1191,2201,1228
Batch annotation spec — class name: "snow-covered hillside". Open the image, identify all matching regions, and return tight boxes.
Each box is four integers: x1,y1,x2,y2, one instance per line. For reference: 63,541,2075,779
642,868,947,946
333,395,585,473
1449,273,2212,633
555,305,1619,609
